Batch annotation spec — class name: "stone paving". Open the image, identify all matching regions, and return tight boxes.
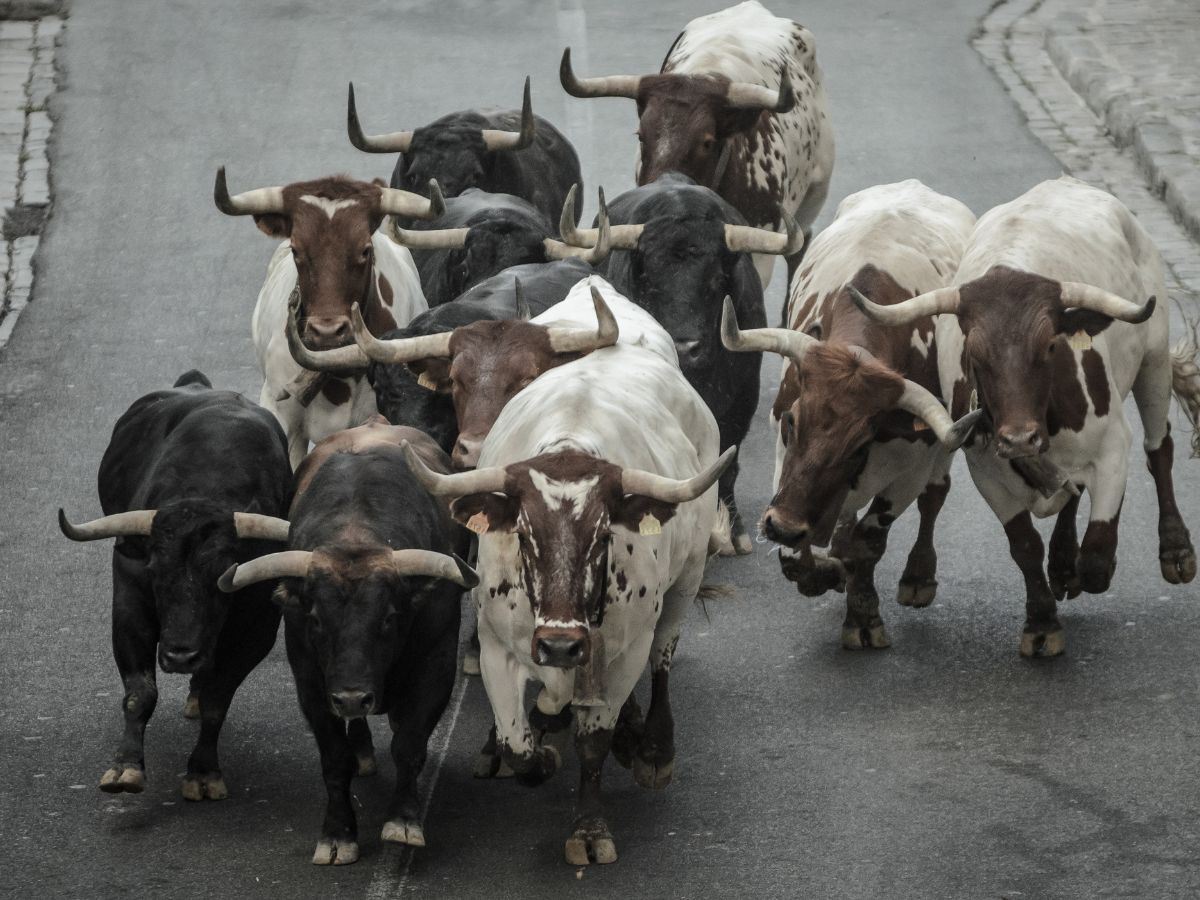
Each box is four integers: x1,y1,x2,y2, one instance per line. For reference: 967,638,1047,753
974,0,1200,308
0,13,60,349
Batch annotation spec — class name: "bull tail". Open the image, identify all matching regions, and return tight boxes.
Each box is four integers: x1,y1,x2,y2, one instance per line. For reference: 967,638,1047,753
174,369,212,389
708,500,734,556
1170,317,1200,458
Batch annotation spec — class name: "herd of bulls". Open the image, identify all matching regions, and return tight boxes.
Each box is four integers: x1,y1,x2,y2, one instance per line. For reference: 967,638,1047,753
55,0,1200,871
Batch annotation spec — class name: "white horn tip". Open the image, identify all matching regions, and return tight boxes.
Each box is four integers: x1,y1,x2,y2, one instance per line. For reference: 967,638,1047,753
217,564,239,594
453,553,480,588
944,408,986,450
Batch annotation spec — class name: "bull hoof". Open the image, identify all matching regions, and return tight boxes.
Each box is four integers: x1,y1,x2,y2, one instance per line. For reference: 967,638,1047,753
720,531,753,557
99,764,145,794
381,819,426,847
181,772,227,801
1020,627,1066,658
1048,565,1082,601
356,751,378,778
633,756,674,790
565,821,618,866
896,577,937,608
462,650,481,676
841,622,891,650
312,838,359,866
782,553,846,597
1077,551,1116,594
510,744,562,787
182,691,201,719
1160,547,1197,585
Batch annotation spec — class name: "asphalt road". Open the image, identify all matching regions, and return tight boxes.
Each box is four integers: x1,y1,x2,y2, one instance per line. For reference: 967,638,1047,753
2,1,1198,898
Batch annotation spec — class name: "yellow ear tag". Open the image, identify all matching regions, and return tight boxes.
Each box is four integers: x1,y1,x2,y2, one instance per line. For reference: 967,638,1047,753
417,372,438,391
912,417,929,432
466,512,490,535
1068,331,1092,351
639,513,662,536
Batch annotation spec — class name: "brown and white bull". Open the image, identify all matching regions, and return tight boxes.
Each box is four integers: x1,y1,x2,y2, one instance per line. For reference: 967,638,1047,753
397,301,731,866
560,0,834,288
851,176,1199,656
722,180,981,648
214,169,441,467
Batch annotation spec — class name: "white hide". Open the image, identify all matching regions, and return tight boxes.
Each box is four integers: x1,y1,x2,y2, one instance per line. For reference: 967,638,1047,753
474,275,720,751
251,230,426,468
664,0,835,288
939,176,1171,523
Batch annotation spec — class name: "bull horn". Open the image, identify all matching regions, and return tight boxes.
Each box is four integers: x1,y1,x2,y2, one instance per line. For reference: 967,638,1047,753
559,47,642,99
544,191,611,263
58,508,156,541
513,277,531,320
546,284,620,353
287,298,370,372
720,297,816,363
347,82,414,153
233,512,291,542
380,180,445,220
1060,284,1156,324
559,185,643,250
621,445,736,504
723,214,804,256
847,284,961,326
893,380,985,450
389,224,470,250
351,303,454,364
725,69,795,113
214,167,285,216
480,76,536,151
217,551,312,592
391,549,480,588
400,441,508,496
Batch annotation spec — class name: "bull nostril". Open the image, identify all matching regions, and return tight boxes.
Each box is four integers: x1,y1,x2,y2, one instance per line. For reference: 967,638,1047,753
330,690,374,717
160,647,202,672
565,640,583,658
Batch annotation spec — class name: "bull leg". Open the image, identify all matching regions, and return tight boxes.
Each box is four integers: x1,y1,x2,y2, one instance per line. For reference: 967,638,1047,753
346,718,377,777
1003,512,1065,658
478,623,559,786
182,598,281,801
841,498,895,650
779,512,854,596
380,612,459,849
1146,429,1197,583
284,624,359,866
183,676,200,719
101,563,158,794
1047,492,1083,601
716,371,759,556
1076,422,1132,594
898,471,951,608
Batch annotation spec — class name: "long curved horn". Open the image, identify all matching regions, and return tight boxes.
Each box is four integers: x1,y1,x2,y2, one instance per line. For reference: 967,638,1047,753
621,446,736,504
391,550,480,588
389,224,470,250
559,185,643,250
58,508,155,541
544,191,612,263
400,441,507,496
1060,284,1156,323
846,284,961,326
725,70,795,113
233,512,291,542
287,298,370,372
347,82,414,153
380,180,445,220
559,47,642,99
545,284,620,352
480,77,536,151
214,167,285,216
513,277,532,320
723,214,804,256
217,551,312,592
720,297,816,363
351,303,453,364
893,380,985,450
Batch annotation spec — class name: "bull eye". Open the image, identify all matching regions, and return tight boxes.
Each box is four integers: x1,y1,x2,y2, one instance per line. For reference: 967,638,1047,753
361,244,373,263
780,411,795,447
381,610,397,634
306,611,323,634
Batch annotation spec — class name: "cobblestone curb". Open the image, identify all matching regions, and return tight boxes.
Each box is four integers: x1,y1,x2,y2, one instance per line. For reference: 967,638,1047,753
973,0,1200,307
0,13,60,349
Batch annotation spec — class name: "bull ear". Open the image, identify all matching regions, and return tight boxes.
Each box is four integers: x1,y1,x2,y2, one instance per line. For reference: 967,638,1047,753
407,357,453,393
1058,307,1115,338
715,107,762,140
611,495,678,535
114,536,149,561
726,254,765,318
449,493,519,534
804,321,822,340
254,214,291,239
271,582,303,611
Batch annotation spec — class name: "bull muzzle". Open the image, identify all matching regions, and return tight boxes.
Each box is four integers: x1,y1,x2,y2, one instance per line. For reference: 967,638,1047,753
158,643,208,675
761,506,810,549
329,688,376,719
303,316,353,350
532,624,590,670
451,435,483,470
995,423,1046,460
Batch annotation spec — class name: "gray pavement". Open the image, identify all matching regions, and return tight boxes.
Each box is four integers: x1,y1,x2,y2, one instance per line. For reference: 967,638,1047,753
1,1,1199,899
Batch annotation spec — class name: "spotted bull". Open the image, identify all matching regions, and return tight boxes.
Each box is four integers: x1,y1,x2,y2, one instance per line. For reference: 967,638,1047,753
213,168,440,467
58,371,292,802
398,317,733,866
851,176,1200,657
722,181,980,648
217,420,477,865
560,0,834,288
348,77,582,226
558,173,803,553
